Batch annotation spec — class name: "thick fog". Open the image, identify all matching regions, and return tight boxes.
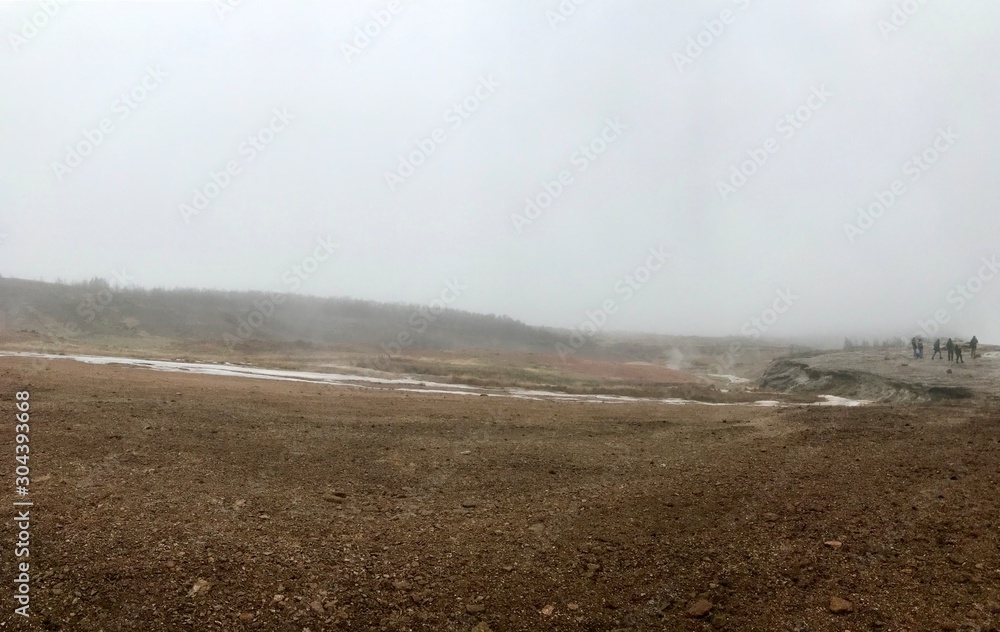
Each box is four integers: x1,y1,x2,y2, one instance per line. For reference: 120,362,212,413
1,0,998,342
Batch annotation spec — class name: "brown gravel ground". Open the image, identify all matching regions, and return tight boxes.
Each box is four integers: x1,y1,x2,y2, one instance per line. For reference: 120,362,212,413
1,357,999,632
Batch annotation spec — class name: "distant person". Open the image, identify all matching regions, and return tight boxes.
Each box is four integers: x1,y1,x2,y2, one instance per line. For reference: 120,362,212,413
911,337,918,358
917,339,924,359
946,338,955,362
955,342,965,363
932,339,942,360
970,335,979,359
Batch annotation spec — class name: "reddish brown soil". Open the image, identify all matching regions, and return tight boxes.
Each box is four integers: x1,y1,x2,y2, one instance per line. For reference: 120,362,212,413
556,356,702,384
1,357,999,631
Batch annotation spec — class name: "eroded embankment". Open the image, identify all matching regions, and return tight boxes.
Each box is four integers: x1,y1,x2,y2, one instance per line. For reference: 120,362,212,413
758,359,975,404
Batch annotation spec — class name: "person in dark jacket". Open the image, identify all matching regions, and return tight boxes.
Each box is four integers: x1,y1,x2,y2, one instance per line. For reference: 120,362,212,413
932,339,942,359
946,338,955,361
970,335,979,359
955,341,965,363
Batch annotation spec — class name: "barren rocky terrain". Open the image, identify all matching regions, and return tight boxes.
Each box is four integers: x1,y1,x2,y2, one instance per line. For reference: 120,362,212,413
1,353,999,631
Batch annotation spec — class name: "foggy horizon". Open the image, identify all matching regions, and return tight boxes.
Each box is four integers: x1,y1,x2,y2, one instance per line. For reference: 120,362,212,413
2,1,998,343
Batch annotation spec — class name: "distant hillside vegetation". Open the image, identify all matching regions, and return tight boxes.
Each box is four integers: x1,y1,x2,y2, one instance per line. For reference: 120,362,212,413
0,276,567,352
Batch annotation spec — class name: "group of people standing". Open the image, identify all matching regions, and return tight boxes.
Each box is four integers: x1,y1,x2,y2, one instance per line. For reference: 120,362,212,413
912,336,978,363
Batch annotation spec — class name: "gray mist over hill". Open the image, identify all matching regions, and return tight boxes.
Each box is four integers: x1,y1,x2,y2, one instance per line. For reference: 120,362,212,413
1,1,998,343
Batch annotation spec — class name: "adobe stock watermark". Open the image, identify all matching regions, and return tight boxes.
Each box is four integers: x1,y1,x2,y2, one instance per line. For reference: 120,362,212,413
714,288,798,373
384,75,500,192
843,127,957,245
22,268,138,375
878,0,930,40
224,236,339,345
375,278,467,369
915,255,999,338
342,0,409,62
545,0,589,29
51,65,169,181
716,85,831,202
179,108,295,224
8,0,70,54
75,269,137,324
214,0,244,20
673,0,754,72
511,117,627,233
556,247,670,361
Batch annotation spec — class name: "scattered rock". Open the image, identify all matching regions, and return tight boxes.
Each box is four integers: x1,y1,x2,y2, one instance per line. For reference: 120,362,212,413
824,540,843,549
829,596,853,614
472,622,492,632
393,580,412,591
188,579,211,597
461,500,478,508
466,603,485,614
567,602,579,611
763,512,779,522
540,604,555,616
323,494,345,503
239,612,254,621
687,599,713,618
309,600,324,614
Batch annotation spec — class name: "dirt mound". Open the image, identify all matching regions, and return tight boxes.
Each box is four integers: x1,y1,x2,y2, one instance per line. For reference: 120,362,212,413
757,359,969,403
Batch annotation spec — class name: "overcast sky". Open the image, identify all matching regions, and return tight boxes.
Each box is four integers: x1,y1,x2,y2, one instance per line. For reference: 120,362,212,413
1,0,998,342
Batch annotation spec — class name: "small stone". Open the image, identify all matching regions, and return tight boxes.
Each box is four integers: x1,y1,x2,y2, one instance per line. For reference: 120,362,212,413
466,604,485,614
541,604,555,616
472,623,492,632
763,512,779,522
829,596,853,614
188,579,210,597
824,540,843,549
461,500,478,508
460,450,471,455
309,600,324,614
239,613,254,621
323,494,345,503
393,580,411,591
567,603,579,611
687,599,713,618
